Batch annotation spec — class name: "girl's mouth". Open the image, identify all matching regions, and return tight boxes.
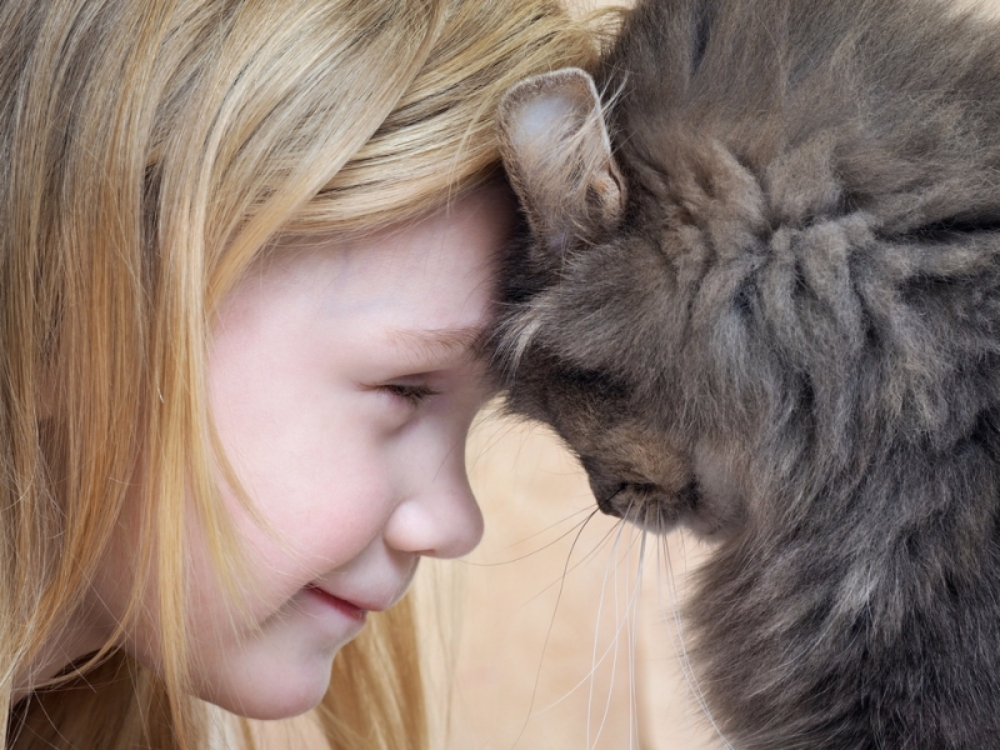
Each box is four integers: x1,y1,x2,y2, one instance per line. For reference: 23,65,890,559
303,585,368,623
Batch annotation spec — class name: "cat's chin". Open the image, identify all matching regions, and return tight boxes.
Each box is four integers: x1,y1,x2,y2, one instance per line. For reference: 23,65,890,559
679,493,745,540
637,489,743,540
591,478,743,540
600,481,699,533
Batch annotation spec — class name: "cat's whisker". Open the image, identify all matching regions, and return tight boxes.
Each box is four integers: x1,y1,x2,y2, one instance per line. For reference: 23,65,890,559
465,408,529,468
584,493,651,748
461,507,597,567
529,585,637,717
627,528,648,750
586,515,633,749
525,518,629,727
655,535,735,750
508,505,604,748
516,510,625,608
563,511,621,567
598,519,647,748
618,520,647,749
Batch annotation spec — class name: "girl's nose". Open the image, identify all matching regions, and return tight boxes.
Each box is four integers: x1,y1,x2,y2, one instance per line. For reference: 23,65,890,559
382,468,484,560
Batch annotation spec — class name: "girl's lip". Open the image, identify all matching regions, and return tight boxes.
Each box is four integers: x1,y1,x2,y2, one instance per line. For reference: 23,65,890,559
303,585,369,622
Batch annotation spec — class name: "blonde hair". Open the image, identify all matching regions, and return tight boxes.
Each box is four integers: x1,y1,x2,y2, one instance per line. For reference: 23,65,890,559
0,0,598,748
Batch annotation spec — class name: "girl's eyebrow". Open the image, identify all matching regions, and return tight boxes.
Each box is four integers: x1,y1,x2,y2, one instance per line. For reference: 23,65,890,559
386,324,488,361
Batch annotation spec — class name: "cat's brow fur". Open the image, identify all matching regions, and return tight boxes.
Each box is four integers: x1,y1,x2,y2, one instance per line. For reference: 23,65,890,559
492,0,1000,747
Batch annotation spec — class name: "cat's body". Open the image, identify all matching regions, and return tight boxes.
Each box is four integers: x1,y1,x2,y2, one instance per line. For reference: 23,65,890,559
493,0,1000,747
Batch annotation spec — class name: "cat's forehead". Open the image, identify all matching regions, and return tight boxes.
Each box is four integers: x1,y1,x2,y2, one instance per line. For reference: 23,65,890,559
501,233,673,377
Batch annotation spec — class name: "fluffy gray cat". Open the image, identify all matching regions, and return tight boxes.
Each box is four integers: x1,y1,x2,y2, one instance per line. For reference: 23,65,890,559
491,0,1000,747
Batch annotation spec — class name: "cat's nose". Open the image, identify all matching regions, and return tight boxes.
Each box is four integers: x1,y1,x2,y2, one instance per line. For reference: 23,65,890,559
580,457,627,517
592,482,627,518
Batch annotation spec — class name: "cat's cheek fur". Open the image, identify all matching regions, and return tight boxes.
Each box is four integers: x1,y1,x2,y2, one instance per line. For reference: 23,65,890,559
686,441,747,538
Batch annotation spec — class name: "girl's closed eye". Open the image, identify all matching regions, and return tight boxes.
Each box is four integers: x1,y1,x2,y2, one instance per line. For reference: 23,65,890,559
376,381,440,405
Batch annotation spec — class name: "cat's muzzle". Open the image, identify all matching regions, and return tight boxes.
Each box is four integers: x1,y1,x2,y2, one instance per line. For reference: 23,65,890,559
587,466,700,533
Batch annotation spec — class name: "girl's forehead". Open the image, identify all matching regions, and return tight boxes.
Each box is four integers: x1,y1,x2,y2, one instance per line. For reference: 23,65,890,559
217,186,512,349
340,190,511,317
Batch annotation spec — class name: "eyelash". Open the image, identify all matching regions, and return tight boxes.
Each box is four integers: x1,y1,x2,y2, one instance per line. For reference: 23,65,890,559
377,383,439,405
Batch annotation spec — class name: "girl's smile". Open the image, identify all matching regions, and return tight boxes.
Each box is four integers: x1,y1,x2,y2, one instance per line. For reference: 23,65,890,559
302,585,370,623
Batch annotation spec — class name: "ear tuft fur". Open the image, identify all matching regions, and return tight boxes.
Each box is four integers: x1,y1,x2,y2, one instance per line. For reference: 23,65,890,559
497,68,625,247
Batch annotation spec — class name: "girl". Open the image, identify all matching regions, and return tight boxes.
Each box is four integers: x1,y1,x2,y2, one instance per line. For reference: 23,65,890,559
0,1,597,747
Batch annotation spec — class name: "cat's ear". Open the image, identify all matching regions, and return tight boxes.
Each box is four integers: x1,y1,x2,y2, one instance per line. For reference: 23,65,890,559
497,68,625,244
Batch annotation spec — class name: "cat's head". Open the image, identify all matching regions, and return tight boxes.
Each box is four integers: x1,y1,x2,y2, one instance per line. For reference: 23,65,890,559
492,68,747,537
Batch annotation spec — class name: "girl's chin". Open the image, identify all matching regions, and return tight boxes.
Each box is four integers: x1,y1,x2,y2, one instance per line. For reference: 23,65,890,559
192,631,355,720
201,654,341,720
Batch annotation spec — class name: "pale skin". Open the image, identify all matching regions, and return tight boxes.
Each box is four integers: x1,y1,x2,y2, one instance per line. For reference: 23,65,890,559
20,185,514,718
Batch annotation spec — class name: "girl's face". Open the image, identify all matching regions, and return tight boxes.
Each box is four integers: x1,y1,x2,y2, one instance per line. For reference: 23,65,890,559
90,186,510,719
